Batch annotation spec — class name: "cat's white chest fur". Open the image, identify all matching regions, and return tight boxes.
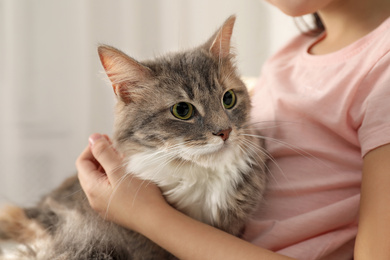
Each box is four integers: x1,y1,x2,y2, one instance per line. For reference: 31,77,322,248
126,143,252,225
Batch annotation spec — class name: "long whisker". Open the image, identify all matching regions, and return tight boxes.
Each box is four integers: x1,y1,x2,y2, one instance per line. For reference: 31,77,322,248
130,140,194,187
104,171,133,220
240,133,335,173
239,138,268,165
102,139,197,218
239,138,281,184
64,143,129,201
242,121,297,131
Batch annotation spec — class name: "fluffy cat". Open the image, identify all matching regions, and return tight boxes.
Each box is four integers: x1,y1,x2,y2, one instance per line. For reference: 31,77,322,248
0,16,267,259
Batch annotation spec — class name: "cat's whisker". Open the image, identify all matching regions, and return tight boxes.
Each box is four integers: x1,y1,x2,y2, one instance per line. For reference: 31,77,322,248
132,147,186,185
151,153,180,179
236,142,257,169
131,177,149,209
241,133,326,165
69,153,131,213
165,140,194,152
104,173,132,220
105,140,211,218
139,142,193,174
243,120,297,126
239,138,268,165
63,186,87,200
104,170,154,221
241,133,336,190
112,161,131,176
105,167,153,219
241,121,297,132
123,143,185,171
159,146,195,176
236,143,247,159
243,120,338,172
239,138,282,185
170,156,188,179
238,138,271,173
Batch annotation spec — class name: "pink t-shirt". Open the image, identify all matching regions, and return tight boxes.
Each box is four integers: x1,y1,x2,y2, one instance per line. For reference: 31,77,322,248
244,17,390,259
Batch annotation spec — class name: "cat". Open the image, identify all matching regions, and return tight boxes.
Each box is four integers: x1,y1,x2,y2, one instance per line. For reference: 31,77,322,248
0,15,267,260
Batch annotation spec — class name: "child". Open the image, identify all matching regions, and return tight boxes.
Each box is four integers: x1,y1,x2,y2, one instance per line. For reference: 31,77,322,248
76,0,390,259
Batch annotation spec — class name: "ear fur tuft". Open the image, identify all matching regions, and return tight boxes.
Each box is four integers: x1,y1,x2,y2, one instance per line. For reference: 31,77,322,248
98,45,152,103
206,15,236,60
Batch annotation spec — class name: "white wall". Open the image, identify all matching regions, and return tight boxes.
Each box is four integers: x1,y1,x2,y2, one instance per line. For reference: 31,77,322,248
0,0,299,206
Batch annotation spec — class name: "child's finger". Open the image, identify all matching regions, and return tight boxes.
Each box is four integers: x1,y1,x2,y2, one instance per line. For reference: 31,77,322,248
76,144,108,194
88,133,124,184
76,145,99,173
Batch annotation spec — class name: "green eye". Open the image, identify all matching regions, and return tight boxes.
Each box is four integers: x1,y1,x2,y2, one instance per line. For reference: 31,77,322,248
223,90,236,109
171,102,194,120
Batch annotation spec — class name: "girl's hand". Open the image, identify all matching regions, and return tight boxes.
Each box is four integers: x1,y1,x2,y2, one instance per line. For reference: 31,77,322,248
76,133,293,260
76,133,166,232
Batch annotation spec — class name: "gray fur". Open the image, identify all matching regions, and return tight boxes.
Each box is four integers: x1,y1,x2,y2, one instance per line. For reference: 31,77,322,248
0,16,267,259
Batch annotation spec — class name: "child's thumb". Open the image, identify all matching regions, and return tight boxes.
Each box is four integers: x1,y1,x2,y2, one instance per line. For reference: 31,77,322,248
88,133,123,183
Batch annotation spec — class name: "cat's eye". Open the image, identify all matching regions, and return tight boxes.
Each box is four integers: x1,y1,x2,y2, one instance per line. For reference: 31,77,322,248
223,90,236,109
171,102,194,120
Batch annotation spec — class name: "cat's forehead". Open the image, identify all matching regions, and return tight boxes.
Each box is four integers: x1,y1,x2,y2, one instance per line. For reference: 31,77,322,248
150,50,231,95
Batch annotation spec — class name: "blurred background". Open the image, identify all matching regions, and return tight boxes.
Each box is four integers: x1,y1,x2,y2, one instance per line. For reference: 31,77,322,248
0,0,299,206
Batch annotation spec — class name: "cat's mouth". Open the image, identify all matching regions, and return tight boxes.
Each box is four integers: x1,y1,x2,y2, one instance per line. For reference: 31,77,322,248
175,138,233,163
197,142,228,155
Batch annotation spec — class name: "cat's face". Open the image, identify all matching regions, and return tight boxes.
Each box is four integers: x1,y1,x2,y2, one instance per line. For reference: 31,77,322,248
99,16,250,167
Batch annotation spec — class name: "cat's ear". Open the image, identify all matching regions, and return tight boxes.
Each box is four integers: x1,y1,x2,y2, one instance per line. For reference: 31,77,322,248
98,45,152,103
205,15,236,60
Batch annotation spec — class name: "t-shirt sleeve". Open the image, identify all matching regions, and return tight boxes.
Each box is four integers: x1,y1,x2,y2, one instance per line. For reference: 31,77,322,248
356,51,390,157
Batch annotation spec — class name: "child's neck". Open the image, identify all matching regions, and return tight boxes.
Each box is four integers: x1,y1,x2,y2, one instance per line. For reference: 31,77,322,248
310,0,390,55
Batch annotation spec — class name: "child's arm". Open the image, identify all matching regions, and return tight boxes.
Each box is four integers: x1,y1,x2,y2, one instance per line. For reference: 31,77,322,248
137,195,293,260
77,133,294,260
355,143,390,259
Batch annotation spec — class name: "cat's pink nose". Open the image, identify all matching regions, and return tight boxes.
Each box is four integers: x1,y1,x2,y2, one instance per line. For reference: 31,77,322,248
213,128,232,141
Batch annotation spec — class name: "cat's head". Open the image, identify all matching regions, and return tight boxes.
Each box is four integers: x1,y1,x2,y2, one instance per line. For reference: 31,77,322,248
98,16,251,168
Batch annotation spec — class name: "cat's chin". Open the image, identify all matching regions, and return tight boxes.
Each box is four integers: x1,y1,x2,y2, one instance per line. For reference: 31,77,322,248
181,142,225,157
180,142,240,169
